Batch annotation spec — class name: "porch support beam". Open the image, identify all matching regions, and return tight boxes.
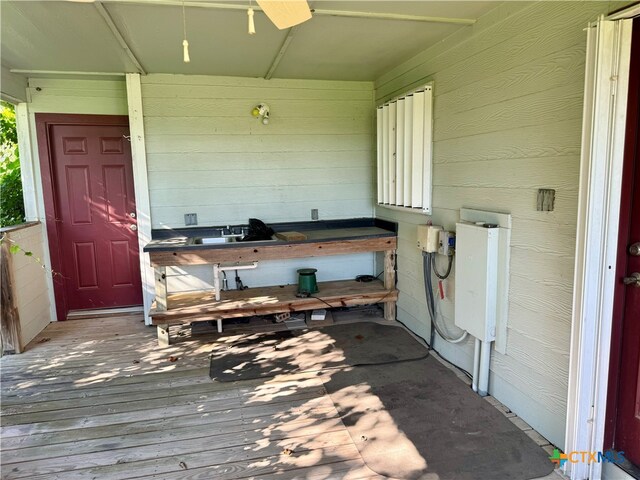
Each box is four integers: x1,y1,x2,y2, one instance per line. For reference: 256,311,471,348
125,73,154,325
15,104,39,221
98,0,477,25
265,26,298,80
95,2,147,75
312,8,476,25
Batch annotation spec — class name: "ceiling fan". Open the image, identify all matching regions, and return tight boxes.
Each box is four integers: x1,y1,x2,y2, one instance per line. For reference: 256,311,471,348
70,0,312,63
255,0,312,30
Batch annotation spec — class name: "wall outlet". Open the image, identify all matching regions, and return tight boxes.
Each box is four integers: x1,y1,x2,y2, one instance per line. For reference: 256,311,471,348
311,209,319,221
184,213,198,226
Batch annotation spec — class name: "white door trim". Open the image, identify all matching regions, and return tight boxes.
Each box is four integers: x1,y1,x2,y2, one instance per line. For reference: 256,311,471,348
564,17,633,480
125,73,154,325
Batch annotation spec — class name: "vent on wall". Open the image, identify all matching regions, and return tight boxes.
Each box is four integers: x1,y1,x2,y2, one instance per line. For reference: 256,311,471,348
376,83,433,214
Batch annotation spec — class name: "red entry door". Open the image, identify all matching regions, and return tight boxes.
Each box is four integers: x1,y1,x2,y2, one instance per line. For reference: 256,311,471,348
614,20,640,467
49,123,142,314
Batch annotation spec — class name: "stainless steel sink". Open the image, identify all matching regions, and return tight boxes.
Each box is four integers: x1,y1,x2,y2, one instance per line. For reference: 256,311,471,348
190,235,279,245
191,236,241,245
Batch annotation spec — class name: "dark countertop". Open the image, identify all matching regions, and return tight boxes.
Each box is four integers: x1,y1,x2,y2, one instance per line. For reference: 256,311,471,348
143,218,397,253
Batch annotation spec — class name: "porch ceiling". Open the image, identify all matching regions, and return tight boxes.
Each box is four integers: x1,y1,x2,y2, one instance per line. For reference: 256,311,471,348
1,0,500,81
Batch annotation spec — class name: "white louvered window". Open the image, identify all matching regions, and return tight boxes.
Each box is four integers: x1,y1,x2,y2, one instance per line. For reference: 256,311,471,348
376,83,433,214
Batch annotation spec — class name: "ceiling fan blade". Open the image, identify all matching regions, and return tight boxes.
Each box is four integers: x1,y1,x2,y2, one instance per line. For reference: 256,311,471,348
256,0,312,29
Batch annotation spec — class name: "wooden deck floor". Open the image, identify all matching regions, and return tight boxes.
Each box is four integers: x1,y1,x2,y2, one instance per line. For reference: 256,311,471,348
0,315,385,480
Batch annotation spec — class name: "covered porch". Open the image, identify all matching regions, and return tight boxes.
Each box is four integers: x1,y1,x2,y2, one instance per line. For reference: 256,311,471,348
1,1,640,480
0,314,559,479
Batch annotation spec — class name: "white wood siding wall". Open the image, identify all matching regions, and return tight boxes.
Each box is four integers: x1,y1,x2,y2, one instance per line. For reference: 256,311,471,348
374,2,618,448
27,78,128,116
141,74,376,292
7,223,52,345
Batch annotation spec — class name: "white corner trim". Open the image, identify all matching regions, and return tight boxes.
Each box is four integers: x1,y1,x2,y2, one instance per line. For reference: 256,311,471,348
125,73,154,325
564,17,632,480
25,108,58,323
15,103,38,221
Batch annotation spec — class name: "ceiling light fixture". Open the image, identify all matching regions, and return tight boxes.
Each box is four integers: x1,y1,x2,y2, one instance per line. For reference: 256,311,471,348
182,0,190,63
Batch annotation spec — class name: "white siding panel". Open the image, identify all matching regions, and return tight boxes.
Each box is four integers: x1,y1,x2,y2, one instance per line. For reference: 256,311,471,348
143,74,371,91
27,79,128,115
142,74,376,291
148,167,372,188
147,151,373,172
144,116,372,135
144,98,372,118
6,224,53,347
145,134,371,154
166,254,374,295
373,1,614,447
142,83,373,101
151,199,375,228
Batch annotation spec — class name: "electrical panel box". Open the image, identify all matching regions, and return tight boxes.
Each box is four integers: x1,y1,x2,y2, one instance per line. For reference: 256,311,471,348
417,225,442,253
454,223,499,341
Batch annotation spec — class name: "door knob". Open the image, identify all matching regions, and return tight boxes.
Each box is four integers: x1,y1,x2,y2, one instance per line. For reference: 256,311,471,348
130,224,138,231
630,242,640,256
623,272,640,287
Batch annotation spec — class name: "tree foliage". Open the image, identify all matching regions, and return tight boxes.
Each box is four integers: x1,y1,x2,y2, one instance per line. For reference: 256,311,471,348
0,102,25,227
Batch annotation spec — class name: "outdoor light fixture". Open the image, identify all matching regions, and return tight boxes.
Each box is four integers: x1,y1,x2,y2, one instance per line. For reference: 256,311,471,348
252,103,270,125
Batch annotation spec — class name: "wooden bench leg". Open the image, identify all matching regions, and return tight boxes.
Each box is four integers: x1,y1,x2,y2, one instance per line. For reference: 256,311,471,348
157,324,170,347
155,267,168,311
384,249,397,322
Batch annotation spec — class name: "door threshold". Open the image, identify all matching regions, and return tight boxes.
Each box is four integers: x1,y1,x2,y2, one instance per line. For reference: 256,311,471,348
66,306,143,320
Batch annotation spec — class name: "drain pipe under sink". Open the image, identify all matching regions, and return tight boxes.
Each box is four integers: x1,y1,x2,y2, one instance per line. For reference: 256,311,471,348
213,262,258,301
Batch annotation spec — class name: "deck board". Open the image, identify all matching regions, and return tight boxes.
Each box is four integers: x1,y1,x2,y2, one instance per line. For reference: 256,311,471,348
0,315,379,480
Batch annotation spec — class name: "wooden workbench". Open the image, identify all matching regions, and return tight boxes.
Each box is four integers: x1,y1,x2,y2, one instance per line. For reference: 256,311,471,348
147,234,397,346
